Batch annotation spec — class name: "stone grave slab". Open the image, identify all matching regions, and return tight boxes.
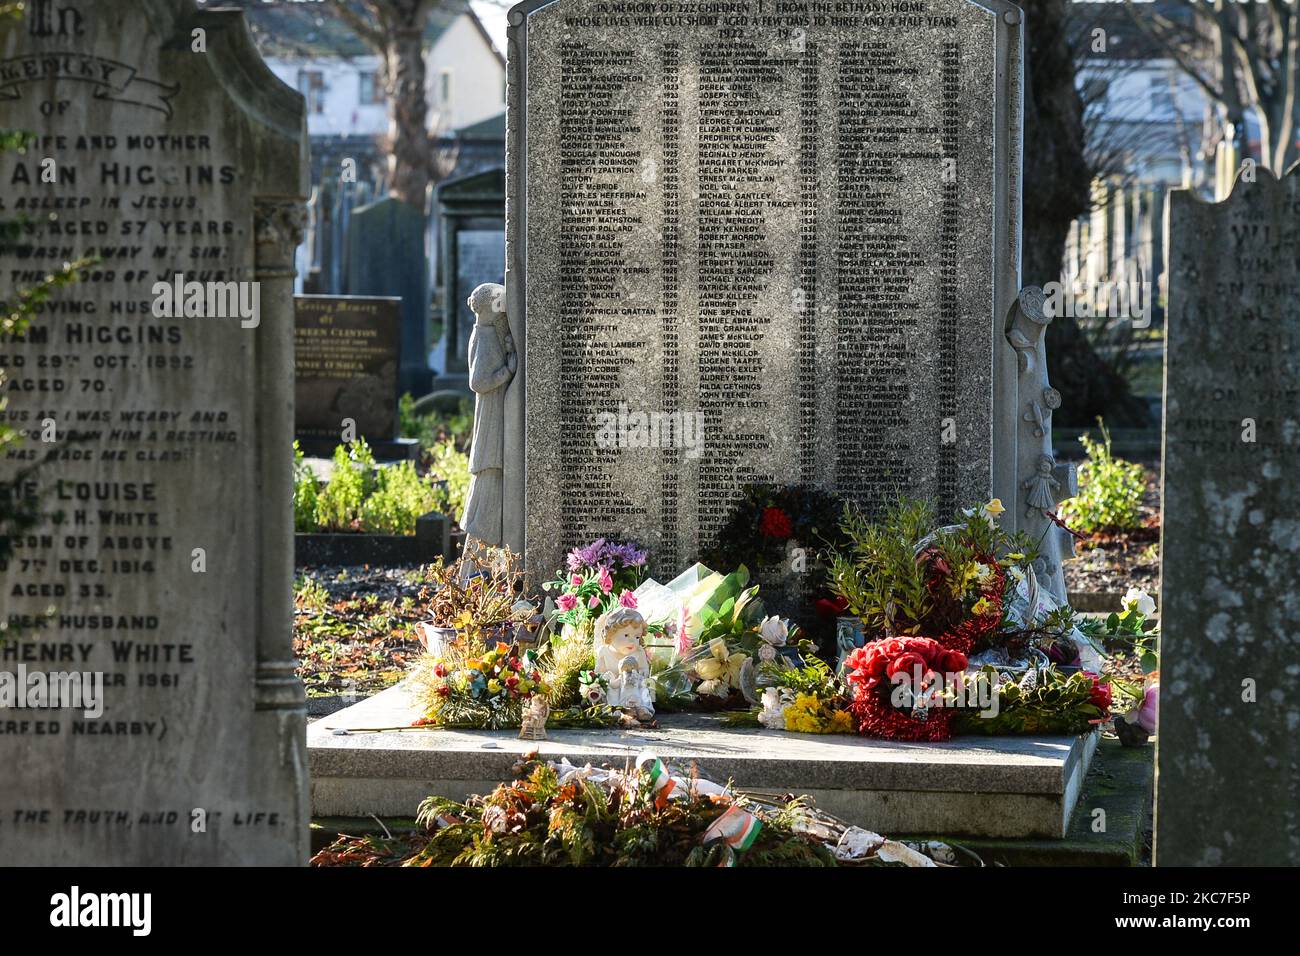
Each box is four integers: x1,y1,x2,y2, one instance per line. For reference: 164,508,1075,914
309,682,1098,839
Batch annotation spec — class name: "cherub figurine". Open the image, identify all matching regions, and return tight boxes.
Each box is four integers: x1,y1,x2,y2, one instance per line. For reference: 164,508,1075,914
613,656,655,723
519,695,549,740
595,606,654,720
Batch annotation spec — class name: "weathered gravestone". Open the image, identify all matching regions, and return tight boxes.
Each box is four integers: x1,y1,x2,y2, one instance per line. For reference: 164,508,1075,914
503,0,1049,579
1157,167,1300,866
0,0,309,864
294,294,417,459
345,196,432,397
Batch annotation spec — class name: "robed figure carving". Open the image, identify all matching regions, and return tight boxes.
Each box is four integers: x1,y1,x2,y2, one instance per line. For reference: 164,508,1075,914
462,282,516,550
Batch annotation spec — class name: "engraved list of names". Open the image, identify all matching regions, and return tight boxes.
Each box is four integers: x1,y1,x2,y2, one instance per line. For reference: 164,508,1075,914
521,0,1009,576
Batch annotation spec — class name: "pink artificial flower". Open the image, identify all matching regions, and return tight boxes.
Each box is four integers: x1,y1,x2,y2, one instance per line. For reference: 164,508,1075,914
597,566,614,594
570,573,583,588
588,594,601,609
1136,683,1158,735
675,605,692,655
556,594,578,612
618,590,637,609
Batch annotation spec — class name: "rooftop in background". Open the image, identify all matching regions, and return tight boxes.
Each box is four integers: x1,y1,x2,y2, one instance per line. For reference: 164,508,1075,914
198,0,487,60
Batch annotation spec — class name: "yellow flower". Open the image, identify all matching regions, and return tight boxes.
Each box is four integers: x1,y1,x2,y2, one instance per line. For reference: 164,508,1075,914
972,597,991,617
828,709,854,733
487,679,502,695
695,638,746,687
784,694,846,734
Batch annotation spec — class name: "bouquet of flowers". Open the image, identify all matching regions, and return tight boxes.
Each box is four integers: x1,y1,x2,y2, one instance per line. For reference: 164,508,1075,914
826,498,1016,656
543,538,649,634
414,640,544,730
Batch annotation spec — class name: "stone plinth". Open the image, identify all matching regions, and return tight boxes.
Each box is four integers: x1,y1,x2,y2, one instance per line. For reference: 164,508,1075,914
309,683,1097,838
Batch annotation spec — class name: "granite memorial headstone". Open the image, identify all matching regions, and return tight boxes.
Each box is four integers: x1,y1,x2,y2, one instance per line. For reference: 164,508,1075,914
345,195,432,397
505,0,1027,577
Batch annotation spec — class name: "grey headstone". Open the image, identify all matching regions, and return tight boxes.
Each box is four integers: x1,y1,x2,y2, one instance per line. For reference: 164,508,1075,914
0,0,309,864
345,196,432,396
1156,166,1300,866
505,0,1025,576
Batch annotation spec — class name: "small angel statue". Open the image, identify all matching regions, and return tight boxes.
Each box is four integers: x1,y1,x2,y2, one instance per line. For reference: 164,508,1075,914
1021,453,1060,518
519,695,549,740
613,656,655,723
595,606,654,720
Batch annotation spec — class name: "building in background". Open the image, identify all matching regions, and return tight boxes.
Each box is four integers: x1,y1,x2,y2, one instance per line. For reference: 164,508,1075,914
244,1,505,139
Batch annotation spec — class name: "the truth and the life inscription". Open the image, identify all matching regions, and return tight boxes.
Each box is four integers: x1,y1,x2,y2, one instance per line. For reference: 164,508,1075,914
511,0,1023,576
0,0,308,864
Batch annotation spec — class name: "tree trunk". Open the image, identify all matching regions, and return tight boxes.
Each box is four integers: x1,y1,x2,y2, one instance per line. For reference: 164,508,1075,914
1020,0,1149,427
380,0,435,208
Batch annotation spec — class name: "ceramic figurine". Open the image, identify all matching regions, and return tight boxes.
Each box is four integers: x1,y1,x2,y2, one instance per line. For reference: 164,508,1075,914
519,695,549,740
613,656,655,723
758,687,786,730
595,606,654,720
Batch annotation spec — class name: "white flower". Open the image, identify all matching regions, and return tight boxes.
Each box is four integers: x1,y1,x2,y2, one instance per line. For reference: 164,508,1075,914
759,615,789,646
974,562,994,583
758,643,777,663
696,679,729,699
1123,587,1156,617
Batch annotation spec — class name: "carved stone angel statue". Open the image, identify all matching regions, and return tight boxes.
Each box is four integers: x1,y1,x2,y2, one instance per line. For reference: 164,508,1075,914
1005,287,1078,601
462,282,516,551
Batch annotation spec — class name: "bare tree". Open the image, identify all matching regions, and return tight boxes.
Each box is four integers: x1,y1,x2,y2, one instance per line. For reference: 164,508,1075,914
325,0,455,206
1021,0,1149,427
1124,1,1299,174
214,0,459,208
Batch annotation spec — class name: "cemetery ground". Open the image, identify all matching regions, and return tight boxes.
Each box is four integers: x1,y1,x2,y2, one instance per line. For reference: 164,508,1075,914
294,428,1162,868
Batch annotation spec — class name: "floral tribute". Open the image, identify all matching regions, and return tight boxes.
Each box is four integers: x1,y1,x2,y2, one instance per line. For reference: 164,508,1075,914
415,640,543,730
313,754,969,868
844,637,968,742
404,506,1129,742
542,538,649,633
826,498,1011,655
703,483,847,572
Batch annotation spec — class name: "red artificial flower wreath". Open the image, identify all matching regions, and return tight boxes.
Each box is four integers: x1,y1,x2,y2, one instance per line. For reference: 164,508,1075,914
845,636,969,742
